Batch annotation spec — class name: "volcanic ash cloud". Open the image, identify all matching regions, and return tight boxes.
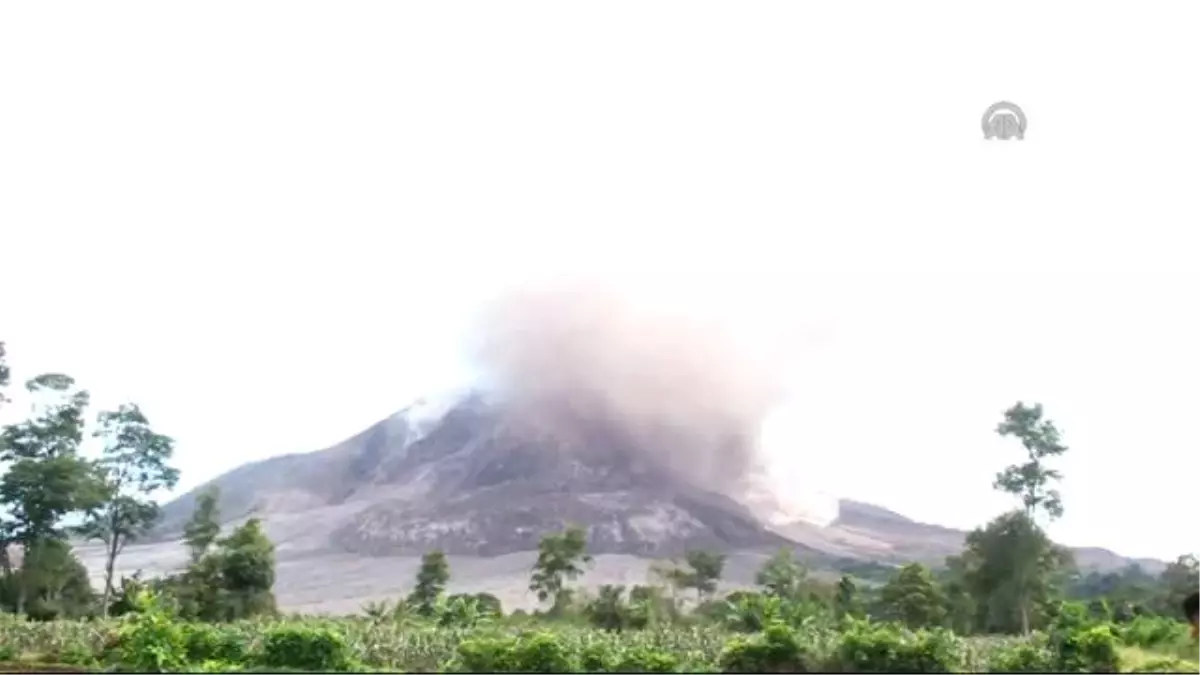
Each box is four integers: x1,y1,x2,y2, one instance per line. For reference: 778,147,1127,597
468,280,795,503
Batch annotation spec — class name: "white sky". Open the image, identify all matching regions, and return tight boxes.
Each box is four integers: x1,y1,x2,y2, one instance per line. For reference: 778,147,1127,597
2,1,1197,562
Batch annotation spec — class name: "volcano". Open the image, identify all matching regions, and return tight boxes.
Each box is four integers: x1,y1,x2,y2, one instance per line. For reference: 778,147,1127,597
153,391,803,559
107,391,1164,613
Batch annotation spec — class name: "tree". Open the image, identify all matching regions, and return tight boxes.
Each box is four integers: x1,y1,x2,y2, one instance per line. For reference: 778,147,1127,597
994,402,1068,522
183,487,221,563
585,584,628,631
939,555,978,634
0,373,101,614
529,525,592,611
1156,554,1199,617
212,518,276,620
756,547,807,601
77,403,180,616
834,574,862,619
683,550,725,602
627,584,675,628
408,549,450,615
957,510,1073,635
878,562,946,629
1,538,94,620
962,402,1077,635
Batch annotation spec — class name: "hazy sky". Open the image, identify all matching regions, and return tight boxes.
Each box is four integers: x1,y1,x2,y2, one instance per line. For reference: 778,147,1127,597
2,1,1197,561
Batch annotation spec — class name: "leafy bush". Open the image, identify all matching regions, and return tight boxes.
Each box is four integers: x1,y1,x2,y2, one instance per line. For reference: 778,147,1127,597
830,620,966,673
986,638,1055,672
718,621,813,673
1050,624,1121,673
1119,615,1189,649
109,590,190,673
183,623,249,663
450,631,578,673
261,625,354,671
608,644,681,673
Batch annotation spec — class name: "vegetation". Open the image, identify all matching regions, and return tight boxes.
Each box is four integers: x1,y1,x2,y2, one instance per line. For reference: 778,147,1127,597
0,343,1196,672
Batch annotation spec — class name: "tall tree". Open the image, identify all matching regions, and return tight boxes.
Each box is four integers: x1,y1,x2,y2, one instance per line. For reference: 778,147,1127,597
408,549,450,615
977,402,1076,634
77,403,180,616
957,510,1073,635
529,525,592,611
183,487,221,563
878,562,946,629
994,402,1068,521
0,373,101,614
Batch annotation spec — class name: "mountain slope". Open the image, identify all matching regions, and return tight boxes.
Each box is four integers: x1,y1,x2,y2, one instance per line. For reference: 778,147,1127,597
156,392,1165,575
157,392,801,559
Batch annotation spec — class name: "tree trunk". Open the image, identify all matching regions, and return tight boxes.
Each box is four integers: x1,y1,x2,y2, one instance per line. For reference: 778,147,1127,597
16,575,26,616
101,542,118,618
1020,597,1031,635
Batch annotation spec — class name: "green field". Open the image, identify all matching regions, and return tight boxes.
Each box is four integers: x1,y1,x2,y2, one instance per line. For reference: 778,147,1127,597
0,598,1195,673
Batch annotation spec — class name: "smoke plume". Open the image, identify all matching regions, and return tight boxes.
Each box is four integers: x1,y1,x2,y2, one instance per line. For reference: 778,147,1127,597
467,277,795,503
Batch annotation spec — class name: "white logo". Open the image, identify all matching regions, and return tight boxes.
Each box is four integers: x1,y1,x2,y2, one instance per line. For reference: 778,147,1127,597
982,101,1026,140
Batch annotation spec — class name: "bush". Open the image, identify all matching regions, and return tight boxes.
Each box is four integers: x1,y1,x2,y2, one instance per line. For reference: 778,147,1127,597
718,621,813,673
1120,615,1189,649
261,625,354,671
986,638,1055,672
110,590,189,673
609,644,681,673
450,631,577,673
1050,624,1121,673
183,623,249,663
830,620,965,673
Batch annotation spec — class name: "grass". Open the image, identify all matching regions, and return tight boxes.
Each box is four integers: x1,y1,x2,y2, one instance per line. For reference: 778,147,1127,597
0,609,1194,672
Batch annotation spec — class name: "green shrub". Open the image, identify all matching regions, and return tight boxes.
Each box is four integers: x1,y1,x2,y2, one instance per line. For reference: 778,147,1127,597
830,620,965,673
451,635,520,672
1051,624,1121,673
450,631,577,673
986,639,1054,672
1120,615,1189,649
718,621,812,673
609,644,680,673
111,590,189,673
183,623,249,663
261,625,354,671
506,631,578,673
